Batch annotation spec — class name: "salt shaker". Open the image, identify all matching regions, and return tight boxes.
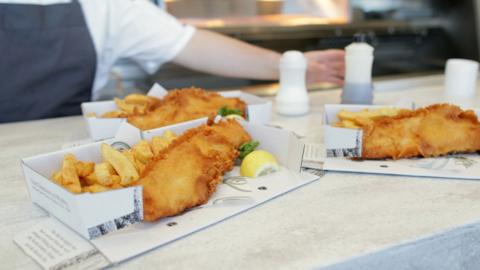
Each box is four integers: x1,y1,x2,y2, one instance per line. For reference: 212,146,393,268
276,51,310,116
444,58,479,98
341,34,375,104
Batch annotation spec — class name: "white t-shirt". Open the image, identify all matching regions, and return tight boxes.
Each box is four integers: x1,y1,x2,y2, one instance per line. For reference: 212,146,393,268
0,0,195,99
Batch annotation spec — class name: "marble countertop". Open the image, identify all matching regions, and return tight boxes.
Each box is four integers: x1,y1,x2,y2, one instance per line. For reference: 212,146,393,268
2,74,480,270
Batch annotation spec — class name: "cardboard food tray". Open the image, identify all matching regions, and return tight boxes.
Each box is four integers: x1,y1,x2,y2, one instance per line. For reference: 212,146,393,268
323,104,480,180
81,84,272,141
21,141,143,240
21,118,319,248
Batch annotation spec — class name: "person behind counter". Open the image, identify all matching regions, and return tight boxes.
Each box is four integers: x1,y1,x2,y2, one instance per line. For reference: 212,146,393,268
0,0,345,123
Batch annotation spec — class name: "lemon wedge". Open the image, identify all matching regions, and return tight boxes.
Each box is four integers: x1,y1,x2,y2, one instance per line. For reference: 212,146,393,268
240,150,279,178
225,114,245,121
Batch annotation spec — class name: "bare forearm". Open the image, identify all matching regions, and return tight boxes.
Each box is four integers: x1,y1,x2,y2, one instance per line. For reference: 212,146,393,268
173,29,281,80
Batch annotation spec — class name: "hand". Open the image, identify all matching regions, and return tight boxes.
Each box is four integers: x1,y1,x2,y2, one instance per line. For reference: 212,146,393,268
304,49,345,86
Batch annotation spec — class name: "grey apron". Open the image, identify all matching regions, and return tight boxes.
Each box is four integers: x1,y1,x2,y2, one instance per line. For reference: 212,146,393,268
0,0,96,122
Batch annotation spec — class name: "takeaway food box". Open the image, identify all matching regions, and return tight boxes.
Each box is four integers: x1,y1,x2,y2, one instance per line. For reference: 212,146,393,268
21,118,318,241
323,104,480,180
81,84,272,141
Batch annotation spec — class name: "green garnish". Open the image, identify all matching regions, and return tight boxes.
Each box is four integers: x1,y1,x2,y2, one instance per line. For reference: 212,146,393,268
239,140,260,160
218,106,242,117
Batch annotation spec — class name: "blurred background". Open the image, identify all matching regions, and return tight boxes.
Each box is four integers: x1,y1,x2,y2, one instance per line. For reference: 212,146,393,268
101,0,480,99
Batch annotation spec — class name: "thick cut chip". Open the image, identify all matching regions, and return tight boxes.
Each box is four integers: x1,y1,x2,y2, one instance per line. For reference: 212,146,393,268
122,150,143,174
163,130,177,143
333,119,360,129
101,110,128,118
75,161,95,178
151,136,169,155
94,162,115,185
115,98,147,115
61,154,82,194
101,144,139,185
108,183,124,189
150,131,177,155
83,184,110,193
135,159,146,174
335,107,406,128
114,98,136,114
111,174,121,185
337,107,403,121
124,94,153,106
133,140,154,164
82,173,98,186
101,94,160,119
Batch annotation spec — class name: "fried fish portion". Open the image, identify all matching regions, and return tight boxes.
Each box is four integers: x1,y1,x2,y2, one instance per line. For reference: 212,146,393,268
351,104,480,159
128,88,246,130
139,119,251,221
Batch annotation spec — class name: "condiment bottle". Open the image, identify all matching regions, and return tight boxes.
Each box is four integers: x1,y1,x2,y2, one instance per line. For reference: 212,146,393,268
341,34,375,104
276,51,310,116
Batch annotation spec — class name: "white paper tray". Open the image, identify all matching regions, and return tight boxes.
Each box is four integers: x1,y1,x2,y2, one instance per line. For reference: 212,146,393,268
323,104,480,180
81,84,272,140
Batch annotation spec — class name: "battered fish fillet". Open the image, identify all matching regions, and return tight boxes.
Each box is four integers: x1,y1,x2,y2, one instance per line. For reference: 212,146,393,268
128,88,247,130
358,104,480,159
138,119,251,221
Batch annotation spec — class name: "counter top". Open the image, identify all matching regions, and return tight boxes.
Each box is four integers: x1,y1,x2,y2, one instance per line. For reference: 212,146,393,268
2,75,480,269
